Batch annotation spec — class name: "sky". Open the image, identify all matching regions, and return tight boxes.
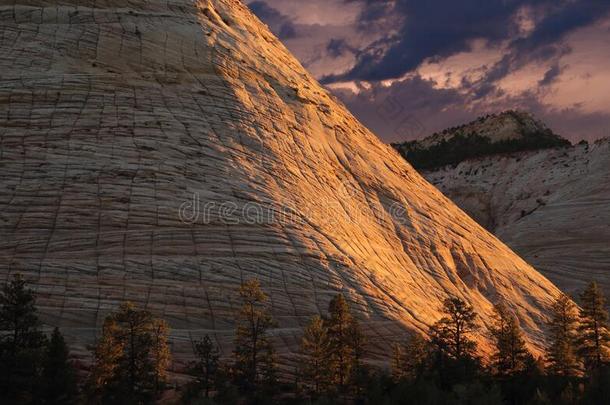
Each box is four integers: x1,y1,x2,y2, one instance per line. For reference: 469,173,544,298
246,0,610,143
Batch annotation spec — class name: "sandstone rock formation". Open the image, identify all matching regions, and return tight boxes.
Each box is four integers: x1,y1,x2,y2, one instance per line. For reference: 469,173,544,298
0,0,562,366
418,110,564,147
425,139,610,299
393,110,569,171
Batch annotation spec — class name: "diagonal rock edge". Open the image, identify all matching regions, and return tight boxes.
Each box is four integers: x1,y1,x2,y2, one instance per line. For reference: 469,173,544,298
0,0,561,366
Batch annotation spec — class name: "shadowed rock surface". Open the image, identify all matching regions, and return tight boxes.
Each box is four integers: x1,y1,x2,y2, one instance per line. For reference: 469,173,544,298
0,0,561,368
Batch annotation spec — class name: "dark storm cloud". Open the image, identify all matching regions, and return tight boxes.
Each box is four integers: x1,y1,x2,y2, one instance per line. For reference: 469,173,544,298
247,0,610,143
333,76,473,142
538,63,563,86
248,1,297,39
332,0,610,83
326,38,356,58
512,0,610,53
334,75,610,143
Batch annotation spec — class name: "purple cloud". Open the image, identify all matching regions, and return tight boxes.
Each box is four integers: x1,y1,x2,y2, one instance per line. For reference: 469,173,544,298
248,1,610,143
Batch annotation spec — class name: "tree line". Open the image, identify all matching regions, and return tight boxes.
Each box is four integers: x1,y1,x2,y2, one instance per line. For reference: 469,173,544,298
1,275,609,404
393,131,570,171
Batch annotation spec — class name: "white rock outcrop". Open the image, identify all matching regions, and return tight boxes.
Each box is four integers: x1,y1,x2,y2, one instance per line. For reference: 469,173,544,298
425,140,610,299
0,0,561,364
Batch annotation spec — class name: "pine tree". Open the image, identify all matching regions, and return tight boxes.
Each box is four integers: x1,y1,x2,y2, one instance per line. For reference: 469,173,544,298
489,302,532,376
325,294,355,394
546,293,581,377
429,297,478,361
0,274,47,402
40,327,78,404
190,334,220,398
577,281,610,371
232,279,276,394
428,296,480,387
300,315,331,396
348,317,368,398
89,316,124,400
391,333,428,382
88,302,171,403
150,318,171,395
260,344,279,399
391,343,405,382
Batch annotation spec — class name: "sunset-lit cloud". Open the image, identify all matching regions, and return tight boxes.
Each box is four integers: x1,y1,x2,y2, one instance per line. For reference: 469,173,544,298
248,0,610,142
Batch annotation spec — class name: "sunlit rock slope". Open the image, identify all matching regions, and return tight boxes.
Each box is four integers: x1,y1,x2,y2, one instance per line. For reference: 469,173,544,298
0,0,561,364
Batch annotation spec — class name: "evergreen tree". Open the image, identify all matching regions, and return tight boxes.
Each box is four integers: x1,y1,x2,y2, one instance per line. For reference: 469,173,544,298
300,315,331,397
325,294,355,394
40,327,78,404
88,316,123,401
545,293,581,377
347,317,368,399
428,297,480,387
391,343,405,382
189,334,220,399
0,274,47,402
150,318,171,396
88,302,171,404
577,281,610,371
259,344,279,399
429,297,478,361
232,279,277,394
391,333,428,382
489,302,532,376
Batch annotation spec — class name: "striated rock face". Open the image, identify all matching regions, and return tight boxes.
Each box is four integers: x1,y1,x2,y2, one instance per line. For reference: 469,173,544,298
425,140,610,300
0,0,561,365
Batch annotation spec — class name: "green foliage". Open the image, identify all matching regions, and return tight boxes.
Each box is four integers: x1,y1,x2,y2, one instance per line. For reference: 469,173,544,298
347,317,368,399
393,122,570,171
489,302,532,377
0,274,48,403
428,297,482,388
87,301,171,404
232,279,278,397
300,315,331,396
187,334,221,399
325,294,361,395
577,281,610,371
580,364,610,404
40,327,78,404
391,333,428,382
0,275,79,404
545,294,581,377
429,297,479,361
297,294,367,401
7,276,610,405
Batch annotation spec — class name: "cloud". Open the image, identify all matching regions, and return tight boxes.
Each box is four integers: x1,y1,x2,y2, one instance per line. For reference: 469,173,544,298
334,74,610,143
326,38,351,58
248,1,297,39
247,1,610,142
332,0,610,84
538,63,563,86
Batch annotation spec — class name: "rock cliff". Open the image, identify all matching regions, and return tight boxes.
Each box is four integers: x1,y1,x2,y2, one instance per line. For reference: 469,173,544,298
425,139,610,300
0,0,561,365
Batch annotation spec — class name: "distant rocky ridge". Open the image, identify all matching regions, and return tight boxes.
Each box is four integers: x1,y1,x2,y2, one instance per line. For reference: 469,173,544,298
392,110,570,171
405,112,610,300
0,0,561,368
